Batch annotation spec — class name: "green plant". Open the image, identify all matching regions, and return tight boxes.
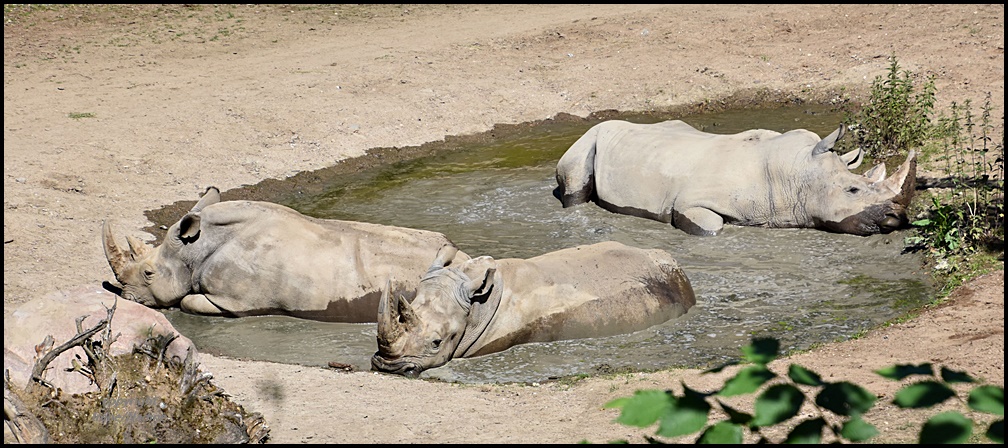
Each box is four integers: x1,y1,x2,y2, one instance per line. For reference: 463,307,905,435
601,337,1004,444
905,195,963,256
838,53,1003,296
904,93,1004,276
845,54,938,162
875,363,1004,444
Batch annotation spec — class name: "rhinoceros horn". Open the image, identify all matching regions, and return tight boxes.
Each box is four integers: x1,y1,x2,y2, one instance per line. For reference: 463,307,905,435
102,221,132,280
879,149,917,207
376,280,400,346
863,162,887,184
398,292,419,326
376,279,420,347
126,235,152,259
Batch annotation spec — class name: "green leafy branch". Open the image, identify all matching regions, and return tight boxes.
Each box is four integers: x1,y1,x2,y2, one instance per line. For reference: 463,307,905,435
601,337,1004,444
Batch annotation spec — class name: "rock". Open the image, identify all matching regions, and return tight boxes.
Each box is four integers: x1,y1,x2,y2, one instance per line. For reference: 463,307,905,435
3,285,197,395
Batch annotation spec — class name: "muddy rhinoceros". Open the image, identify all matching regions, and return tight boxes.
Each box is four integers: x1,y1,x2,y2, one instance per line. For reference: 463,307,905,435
370,241,695,377
555,120,917,236
102,187,470,322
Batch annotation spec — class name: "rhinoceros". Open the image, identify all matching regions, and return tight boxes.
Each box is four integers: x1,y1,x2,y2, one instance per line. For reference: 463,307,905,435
102,186,470,322
555,120,917,236
370,241,696,377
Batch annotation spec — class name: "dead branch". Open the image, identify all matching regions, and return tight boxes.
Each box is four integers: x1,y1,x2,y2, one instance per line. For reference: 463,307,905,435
133,326,180,378
179,347,213,408
102,371,117,398
75,316,102,377
245,412,270,444
29,297,119,389
33,336,54,362
4,374,51,444
156,333,179,367
75,298,119,368
30,317,108,388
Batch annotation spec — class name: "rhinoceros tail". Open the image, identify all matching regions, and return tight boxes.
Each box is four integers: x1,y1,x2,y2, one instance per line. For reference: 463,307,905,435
555,124,599,207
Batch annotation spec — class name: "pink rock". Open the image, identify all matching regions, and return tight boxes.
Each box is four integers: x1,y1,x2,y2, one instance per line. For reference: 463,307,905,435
4,284,198,395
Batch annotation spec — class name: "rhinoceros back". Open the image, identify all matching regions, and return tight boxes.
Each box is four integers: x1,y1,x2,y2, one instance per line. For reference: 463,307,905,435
590,120,806,225
190,201,468,322
470,241,694,356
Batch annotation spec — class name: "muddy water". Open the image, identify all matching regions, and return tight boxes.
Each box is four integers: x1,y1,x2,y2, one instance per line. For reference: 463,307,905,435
163,106,932,384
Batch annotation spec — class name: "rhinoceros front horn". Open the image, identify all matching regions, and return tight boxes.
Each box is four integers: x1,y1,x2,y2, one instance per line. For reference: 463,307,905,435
880,149,918,207
376,280,400,347
102,221,130,280
376,279,421,348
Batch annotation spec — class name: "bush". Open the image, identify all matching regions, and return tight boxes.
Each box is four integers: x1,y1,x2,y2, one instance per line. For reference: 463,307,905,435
844,55,938,162
839,54,1003,293
904,93,1005,281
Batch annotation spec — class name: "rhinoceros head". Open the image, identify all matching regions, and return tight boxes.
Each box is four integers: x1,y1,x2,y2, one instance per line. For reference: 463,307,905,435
102,186,220,307
372,244,496,378
803,125,917,236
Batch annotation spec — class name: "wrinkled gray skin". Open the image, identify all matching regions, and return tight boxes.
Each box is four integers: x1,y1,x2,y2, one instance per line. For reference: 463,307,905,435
103,186,470,322
555,120,917,236
371,241,696,377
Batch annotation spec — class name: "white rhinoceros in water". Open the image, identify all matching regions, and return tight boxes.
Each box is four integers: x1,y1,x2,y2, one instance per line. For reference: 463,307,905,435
555,120,917,236
370,241,696,377
102,187,470,322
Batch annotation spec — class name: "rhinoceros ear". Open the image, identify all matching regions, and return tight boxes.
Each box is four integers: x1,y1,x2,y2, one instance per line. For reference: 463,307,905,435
462,256,497,298
454,263,504,358
178,213,202,241
468,267,496,297
427,243,460,273
812,124,846,156
839,147,864,170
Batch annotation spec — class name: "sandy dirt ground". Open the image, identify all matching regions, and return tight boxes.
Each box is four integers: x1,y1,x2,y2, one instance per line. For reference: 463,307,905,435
4,4,1004,444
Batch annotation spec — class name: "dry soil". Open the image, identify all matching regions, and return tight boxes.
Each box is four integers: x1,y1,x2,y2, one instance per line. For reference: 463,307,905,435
3,4,1003,444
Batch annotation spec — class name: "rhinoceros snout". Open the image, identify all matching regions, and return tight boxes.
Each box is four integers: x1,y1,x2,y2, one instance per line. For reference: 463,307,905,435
370,354,423,378
400,366,422,378
878,214,905,233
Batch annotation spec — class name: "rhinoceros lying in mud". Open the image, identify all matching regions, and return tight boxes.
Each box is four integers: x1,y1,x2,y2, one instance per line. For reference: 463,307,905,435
103,187,470,322
555,120,917,236
370,241,696,377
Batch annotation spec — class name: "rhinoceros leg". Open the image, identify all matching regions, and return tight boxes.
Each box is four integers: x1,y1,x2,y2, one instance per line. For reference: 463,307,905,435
180,294,227,315
673,207,723,236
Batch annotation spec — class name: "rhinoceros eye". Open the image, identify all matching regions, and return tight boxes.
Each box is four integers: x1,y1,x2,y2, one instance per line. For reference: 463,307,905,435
846,186,861,194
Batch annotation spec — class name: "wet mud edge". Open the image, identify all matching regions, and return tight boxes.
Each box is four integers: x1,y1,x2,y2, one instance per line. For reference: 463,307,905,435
143,89,848,243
